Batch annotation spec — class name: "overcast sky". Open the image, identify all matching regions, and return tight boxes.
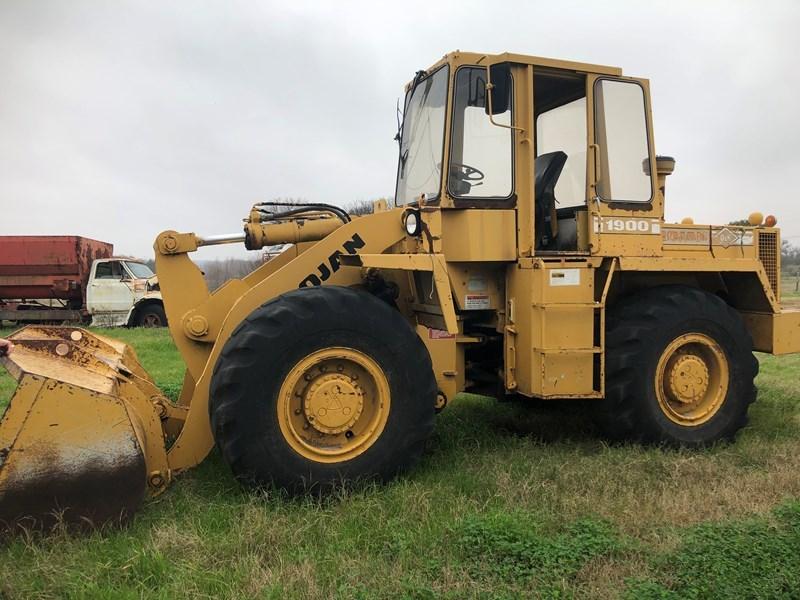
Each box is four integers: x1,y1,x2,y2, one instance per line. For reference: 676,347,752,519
1,1,798,259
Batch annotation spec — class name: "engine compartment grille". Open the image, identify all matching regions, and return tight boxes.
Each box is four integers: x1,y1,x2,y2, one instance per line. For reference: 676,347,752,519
757,230,779,300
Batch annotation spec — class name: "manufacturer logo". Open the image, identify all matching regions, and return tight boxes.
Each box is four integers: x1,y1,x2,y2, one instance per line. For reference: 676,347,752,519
663,228,710,245
662,226,753,248
714,228,743,248
298,234,366,287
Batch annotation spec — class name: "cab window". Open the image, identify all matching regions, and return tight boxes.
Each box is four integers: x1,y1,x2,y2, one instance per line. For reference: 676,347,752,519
448,66,513,199
95,261,122,279
395,67,449,205
593,79,652,202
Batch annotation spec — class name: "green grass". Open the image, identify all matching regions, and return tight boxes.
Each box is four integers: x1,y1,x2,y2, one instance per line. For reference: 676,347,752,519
2,329,800,598
781,275,800,300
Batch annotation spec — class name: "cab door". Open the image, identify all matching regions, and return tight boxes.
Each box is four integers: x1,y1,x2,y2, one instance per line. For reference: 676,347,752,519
532,68,589,253
87,260,134,314
586,75,661,257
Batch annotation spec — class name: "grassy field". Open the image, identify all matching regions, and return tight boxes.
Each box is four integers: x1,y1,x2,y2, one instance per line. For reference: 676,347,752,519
782,274,800,302
1,328,800,598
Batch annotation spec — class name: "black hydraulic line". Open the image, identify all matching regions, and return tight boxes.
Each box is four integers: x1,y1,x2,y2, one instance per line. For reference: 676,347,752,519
257,207,349,224
255,202,351,223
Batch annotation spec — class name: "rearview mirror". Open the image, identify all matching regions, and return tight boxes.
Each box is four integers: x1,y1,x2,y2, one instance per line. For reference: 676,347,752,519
485,63,511,115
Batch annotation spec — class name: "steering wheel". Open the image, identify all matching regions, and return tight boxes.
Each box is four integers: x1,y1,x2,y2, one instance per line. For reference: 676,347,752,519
449,162,485,184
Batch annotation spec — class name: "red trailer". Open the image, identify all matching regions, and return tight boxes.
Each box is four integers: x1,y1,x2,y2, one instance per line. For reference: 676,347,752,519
0,236,113,321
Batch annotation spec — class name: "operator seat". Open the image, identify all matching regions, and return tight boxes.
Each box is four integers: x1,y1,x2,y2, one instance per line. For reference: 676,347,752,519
534,151,568,249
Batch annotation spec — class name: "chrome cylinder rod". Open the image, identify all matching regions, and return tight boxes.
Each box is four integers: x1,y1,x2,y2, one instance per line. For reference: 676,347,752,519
196,232,246,247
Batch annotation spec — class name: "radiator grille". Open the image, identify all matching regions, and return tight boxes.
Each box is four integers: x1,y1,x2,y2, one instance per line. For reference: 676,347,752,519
757,231,779,298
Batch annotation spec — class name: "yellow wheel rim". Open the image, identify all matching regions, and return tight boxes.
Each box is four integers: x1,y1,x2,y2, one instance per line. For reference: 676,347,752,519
277,347,391,463
655,333,729,426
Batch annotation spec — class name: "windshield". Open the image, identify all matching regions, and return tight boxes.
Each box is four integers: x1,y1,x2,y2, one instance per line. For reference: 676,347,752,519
395,66,449,205
125,261,155,279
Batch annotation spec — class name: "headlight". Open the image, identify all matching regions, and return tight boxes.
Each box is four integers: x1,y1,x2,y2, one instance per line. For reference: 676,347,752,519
403,209,422,236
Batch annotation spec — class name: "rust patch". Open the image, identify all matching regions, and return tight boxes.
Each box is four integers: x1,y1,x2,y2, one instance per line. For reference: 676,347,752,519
0,443,146,533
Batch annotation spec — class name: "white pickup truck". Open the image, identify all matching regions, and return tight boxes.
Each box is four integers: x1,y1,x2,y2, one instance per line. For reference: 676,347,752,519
85,257,166,327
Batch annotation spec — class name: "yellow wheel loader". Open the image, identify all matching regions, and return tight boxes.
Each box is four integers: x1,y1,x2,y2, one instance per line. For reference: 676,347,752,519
2,51,799,530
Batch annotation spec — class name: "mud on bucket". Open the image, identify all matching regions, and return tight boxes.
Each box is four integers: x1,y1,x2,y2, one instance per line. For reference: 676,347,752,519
0,326,170,532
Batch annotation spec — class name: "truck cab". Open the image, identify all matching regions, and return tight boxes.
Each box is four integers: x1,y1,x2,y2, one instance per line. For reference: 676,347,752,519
86,257,166,327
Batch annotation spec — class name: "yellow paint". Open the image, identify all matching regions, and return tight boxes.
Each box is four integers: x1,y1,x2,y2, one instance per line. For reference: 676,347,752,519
655,333,729,426
276,347,390,463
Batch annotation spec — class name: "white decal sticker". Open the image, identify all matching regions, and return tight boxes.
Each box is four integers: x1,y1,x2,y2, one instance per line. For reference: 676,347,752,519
593,216,662,235
464,294,491,310
713,227,754,248
549,269,580,286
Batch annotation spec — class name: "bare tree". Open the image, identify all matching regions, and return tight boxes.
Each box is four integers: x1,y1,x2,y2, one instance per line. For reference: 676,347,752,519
344,199,376,215
198,258,264,291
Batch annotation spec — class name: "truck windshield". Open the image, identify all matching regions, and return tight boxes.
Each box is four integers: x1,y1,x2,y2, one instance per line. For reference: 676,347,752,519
125,262,154,279
395,66,449,205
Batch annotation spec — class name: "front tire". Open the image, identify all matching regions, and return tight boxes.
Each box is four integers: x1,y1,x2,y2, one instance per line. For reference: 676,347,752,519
209,286,437,493
596,285,758,446
135,304,166,328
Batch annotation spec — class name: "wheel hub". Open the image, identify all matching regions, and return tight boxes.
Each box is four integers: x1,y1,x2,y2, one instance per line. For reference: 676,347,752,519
655,332,729,427
303,374,364,434
277,347,391,463
668,354,710,404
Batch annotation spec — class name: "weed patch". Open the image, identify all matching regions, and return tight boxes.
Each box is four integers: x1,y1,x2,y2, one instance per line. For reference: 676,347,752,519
626,501,800,599
458,511,630,594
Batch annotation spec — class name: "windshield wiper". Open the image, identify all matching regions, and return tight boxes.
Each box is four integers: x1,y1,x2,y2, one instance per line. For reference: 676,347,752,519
395,70,427,147
399,147,409,177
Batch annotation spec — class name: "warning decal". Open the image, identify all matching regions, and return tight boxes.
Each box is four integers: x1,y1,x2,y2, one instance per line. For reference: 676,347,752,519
464,294,491,310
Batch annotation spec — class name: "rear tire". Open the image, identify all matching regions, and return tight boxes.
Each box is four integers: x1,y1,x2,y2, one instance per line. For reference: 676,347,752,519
209,286,437,493
596,285,757,446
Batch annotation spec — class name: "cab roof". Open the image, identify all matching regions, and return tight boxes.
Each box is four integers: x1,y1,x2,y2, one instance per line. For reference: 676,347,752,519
417,50,622,84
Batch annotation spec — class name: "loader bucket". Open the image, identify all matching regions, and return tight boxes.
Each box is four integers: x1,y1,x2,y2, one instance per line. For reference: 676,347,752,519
0,326,170,532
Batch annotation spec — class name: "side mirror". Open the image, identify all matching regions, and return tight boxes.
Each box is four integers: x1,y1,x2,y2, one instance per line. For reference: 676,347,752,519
485,63,511,115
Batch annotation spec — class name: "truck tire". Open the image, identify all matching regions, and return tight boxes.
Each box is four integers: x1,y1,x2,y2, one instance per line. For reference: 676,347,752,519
596,285,758,446
209,286,437,493
135,304,166,328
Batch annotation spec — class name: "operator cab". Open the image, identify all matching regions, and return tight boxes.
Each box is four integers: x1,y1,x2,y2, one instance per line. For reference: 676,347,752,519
394,51,660,258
